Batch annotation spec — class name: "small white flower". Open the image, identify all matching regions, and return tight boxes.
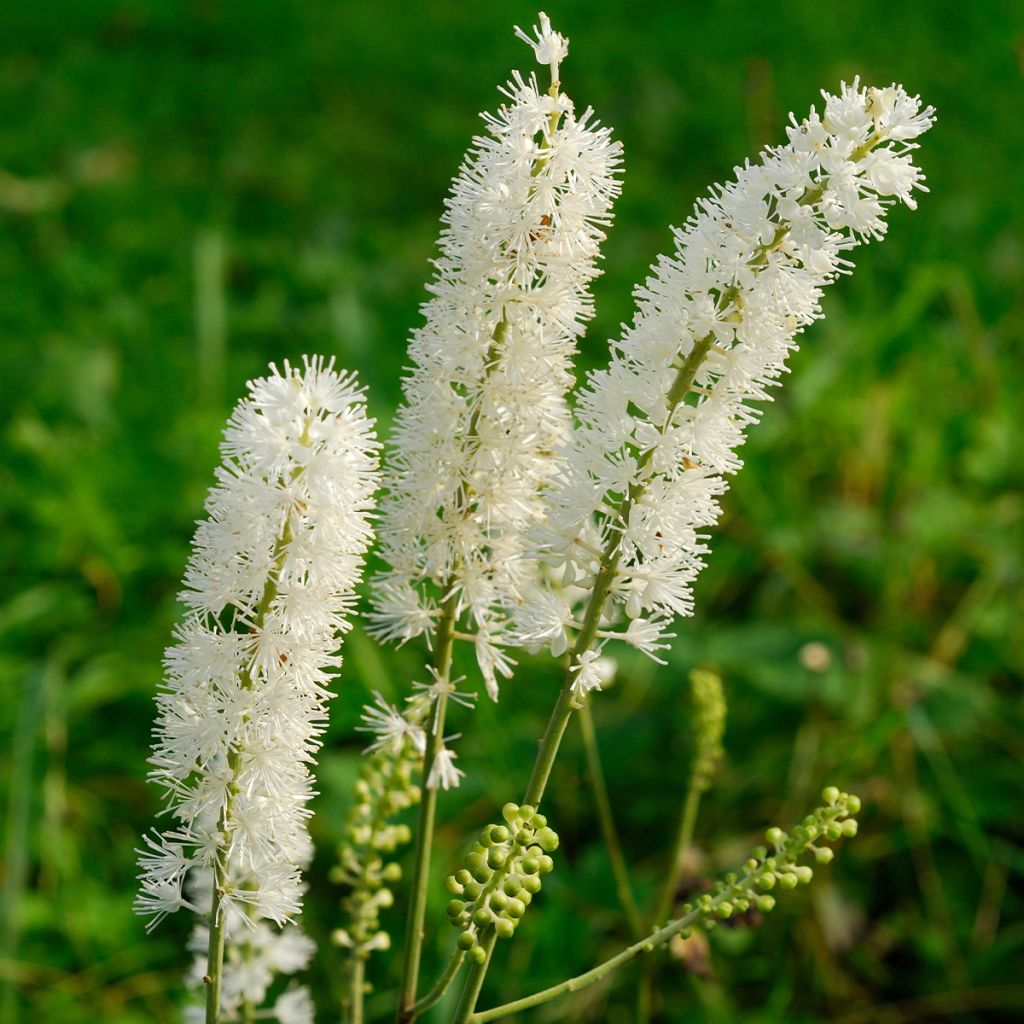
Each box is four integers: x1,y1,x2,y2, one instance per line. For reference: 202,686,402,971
427,740,465,791
570,651,618,697
514,12,569,82
274,987,315,1024
358,693,427,754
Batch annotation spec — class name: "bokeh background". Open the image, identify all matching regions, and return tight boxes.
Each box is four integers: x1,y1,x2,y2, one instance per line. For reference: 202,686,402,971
2,1,1022,1021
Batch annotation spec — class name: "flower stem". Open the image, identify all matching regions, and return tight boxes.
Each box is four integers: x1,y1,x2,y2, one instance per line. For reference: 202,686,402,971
653,776,702,928
578,704,642,937
400,950,466,1023
468,871,746,1024
396,591,458,1018
350,957,365,1024
203,512,294,1024
451,930,497,1024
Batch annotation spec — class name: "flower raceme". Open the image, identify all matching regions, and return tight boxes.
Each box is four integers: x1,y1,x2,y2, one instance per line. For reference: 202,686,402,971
514,80,935,686
135,357,379,1019
367,15,623,700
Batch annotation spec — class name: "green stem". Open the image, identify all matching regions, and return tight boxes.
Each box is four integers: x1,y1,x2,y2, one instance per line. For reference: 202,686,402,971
350,957,365,1024
204,513,294,1024
467,874,749,1024
638,774,703,1024
396,592,458,1017
578,704,642,937
653,778,702,927
401,950,466,1023
204,857,228,1024
451,930,498,1024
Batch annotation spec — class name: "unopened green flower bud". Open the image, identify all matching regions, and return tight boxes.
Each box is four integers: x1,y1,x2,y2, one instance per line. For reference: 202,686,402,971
489,891,508,912
382,863,402,883
490,825,510,844
756,873,775,891
765,827,784,847
841,818,858,837
487,848,508,870
502,802,520,823
456,869,472,886
814,846,834,865
535,827,559,852
778,872,798,891
506,897,526,919
445,876,464,895
457,930,475,950
522,874,541,894
473,908,492,928
715,901,734,919
447,899,465,918
822,786,840,806
495,917,515,939
794,865,813,884
825,823,842,841
539,855,554,874
531,813,547,829
502,876,522,897
522,856,540,874
519,804,536,819
757,894,776,912
464,881,483,899
846,794,861,814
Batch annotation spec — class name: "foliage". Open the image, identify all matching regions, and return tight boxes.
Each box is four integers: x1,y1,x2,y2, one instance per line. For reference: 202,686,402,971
1,1,1022,1022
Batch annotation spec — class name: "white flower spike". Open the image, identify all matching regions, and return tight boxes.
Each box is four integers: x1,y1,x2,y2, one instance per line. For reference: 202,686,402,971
518,80,934,665
136,356,379,1020
368,14,622,700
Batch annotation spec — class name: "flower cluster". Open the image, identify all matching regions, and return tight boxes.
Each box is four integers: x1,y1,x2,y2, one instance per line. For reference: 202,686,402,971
445,802,559,962
184,916,315,1024
514,81,935,674
674,788,861,930
367,15,623,698
331,726,421,963
689,668,726,794
135,358,379,1017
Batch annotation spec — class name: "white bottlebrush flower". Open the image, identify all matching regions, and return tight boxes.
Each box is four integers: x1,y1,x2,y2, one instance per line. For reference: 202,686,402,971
137,356,379,1016
367,16,622,699
520,79,934,662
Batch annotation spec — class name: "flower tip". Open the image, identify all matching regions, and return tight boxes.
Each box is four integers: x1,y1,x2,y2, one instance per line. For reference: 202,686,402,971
514,11,569,82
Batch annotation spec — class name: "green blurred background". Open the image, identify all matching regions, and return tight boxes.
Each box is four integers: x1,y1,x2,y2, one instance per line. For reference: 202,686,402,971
1,1,1022,1021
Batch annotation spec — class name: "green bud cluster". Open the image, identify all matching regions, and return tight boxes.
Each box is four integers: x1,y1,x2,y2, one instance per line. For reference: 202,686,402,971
689,668,726,795
673,788,860,934
444,802,558,963
331,743,421,960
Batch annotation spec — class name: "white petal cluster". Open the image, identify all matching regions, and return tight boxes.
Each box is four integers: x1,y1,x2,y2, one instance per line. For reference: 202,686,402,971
367,26,622,698
136,356,379,941
517,80,934,669
184,916,316,1024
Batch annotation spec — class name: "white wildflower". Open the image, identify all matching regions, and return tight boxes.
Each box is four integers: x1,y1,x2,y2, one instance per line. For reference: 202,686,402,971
427,740,466,791
367,15,622,699
521,80,934,660
138,356,379,1018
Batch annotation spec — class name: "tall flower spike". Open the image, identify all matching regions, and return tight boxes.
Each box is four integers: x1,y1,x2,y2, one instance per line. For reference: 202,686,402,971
367,14,622,699
516,80,934,670
135,357,379,1021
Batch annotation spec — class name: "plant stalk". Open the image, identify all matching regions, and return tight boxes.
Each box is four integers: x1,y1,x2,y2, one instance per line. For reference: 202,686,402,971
396,592,458,1017
578,703,642,937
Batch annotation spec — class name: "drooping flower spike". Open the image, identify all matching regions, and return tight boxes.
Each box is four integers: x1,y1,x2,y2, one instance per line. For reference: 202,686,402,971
516,80,935,679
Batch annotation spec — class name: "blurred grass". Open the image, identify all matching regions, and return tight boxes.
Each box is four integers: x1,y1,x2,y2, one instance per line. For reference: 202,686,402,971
1,1,1022,1022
